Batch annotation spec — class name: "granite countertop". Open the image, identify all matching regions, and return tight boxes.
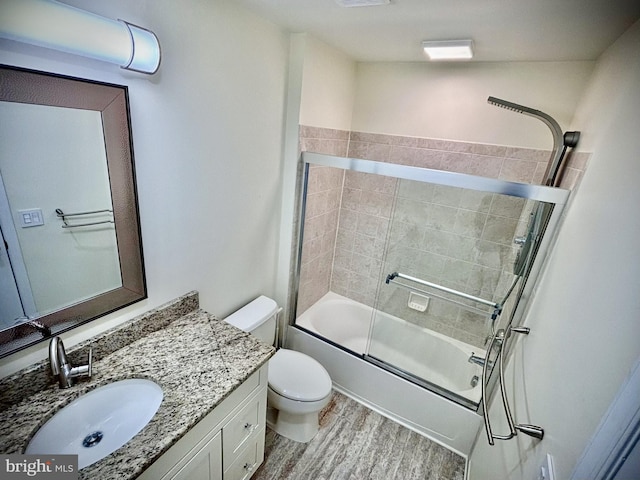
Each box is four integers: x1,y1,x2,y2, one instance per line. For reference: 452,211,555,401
0,293,275,479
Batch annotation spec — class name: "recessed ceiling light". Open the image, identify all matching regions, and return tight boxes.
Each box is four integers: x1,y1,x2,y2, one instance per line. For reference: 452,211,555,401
335,0,390,7
422,40,474,61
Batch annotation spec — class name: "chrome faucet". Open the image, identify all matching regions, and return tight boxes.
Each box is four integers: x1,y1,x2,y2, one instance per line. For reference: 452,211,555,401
468,353,493,369
49,337,92,388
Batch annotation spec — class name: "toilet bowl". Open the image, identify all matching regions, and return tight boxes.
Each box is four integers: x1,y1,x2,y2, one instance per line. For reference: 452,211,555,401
266,348,332,442
224,295,333,443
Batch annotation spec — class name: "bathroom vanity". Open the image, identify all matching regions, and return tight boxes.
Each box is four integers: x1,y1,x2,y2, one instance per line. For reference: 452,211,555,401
138,365,267,480
0,292,274,480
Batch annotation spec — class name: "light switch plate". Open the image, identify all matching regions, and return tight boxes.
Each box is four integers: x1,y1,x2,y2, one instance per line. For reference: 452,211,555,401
18,208,44,228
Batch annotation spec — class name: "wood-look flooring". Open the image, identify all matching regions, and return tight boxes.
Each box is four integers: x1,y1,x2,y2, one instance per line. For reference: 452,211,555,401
252,391,466,480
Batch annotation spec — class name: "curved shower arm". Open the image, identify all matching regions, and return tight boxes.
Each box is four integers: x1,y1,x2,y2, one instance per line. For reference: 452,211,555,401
487,96,564,186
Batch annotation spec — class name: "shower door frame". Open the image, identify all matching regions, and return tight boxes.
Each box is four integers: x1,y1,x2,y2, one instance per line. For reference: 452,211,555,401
293,152,571,410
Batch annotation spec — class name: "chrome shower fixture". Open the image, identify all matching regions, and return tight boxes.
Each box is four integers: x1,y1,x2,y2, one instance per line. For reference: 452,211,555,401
515,423,545,440
487,96,580,187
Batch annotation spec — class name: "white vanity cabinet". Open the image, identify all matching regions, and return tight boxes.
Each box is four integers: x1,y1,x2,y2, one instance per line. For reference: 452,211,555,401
138,365,268,480
166,431,222,480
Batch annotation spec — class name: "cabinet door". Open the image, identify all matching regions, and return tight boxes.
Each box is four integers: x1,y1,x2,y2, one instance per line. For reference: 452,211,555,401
168,430,222,480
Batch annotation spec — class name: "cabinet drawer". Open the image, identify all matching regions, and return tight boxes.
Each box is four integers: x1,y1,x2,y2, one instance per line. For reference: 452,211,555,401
223,393,265,466
224,427,265,480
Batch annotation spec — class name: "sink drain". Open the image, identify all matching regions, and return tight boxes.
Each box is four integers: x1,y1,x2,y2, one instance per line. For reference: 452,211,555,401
82,431,104,448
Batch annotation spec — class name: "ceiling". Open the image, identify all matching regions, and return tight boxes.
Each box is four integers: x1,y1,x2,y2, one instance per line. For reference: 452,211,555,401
235,0,640,62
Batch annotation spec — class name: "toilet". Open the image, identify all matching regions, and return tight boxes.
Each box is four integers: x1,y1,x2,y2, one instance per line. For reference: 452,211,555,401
224,295,332,443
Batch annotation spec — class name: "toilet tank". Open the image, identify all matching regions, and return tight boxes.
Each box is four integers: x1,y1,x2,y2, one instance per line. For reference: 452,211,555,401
223,295,279,345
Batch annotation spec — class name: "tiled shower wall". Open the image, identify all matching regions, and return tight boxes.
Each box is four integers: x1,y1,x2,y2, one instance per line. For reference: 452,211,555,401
376,183,532,347
296,127,350,313
296,125,589,346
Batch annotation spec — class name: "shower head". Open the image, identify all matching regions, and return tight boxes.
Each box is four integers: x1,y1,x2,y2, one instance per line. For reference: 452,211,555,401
488,96,565,186
487,96,542,117
487,97,580,147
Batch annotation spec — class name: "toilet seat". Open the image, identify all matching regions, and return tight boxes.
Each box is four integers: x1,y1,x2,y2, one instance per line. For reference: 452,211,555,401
268,349,332,402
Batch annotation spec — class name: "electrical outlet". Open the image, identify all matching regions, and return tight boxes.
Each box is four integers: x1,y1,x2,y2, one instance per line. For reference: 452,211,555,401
538,453,555,480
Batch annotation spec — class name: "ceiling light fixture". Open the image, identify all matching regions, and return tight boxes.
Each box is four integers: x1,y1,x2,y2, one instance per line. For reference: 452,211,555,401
422,40,474,61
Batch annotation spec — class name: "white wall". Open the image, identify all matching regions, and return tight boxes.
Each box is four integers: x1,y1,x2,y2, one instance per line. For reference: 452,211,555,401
0,0,289,375
352,61,594,149
299,35,356,130
275,33,357,319
469,19,640,480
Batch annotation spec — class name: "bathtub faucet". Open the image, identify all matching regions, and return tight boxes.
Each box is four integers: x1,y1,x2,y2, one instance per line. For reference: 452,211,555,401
468,353,493,369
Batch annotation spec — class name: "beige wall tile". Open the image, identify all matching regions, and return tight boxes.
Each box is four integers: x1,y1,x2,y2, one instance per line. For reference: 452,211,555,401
297,126,588,350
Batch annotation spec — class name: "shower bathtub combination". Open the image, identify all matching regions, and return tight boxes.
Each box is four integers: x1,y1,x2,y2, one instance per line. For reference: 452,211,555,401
288,149,571,455
296,291,483,405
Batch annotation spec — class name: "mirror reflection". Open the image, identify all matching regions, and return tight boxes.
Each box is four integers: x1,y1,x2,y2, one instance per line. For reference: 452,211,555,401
1,101,121,327
0,65,146,357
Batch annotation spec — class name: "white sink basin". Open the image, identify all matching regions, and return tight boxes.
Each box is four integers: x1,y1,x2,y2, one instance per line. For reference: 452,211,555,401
26,379,163,469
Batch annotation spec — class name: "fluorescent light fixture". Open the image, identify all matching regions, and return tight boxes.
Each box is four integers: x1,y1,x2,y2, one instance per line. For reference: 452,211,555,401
0,0,161,74
422,40,474,61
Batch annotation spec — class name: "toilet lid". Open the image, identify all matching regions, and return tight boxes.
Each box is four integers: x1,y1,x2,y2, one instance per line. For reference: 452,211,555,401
268,349,332,402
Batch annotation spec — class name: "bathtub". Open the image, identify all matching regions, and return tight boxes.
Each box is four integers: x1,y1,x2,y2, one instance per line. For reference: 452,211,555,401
289,291,484,455
295,291,483,404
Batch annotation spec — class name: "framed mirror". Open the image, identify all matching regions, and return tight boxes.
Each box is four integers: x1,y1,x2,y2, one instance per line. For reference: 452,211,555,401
0,65,146,357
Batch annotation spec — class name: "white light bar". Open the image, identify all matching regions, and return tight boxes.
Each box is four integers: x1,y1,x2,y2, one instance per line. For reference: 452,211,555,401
422,39,474,61
0,0,161,74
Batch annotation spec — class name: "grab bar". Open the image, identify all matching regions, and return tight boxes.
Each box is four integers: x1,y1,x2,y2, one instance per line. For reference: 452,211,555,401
386,272,502,315
387,280,492,317
56,208,114,229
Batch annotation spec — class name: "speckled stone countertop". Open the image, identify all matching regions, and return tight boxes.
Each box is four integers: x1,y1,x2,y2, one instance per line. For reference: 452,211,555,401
0,292,275,479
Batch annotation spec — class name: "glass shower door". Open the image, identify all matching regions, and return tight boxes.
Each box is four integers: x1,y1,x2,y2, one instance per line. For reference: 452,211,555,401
298,152,570,410
365,177,552,407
